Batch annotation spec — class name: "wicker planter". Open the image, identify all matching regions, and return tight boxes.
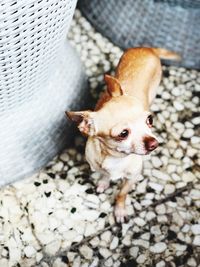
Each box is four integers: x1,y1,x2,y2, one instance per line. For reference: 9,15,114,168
0,0,87,185
79,0,200,69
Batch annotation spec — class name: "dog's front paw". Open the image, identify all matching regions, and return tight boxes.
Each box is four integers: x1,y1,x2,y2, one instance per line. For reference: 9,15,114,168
114,205,128,224
96,180,110,193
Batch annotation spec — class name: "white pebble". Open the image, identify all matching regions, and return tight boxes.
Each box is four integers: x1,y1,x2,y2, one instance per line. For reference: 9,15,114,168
99,248,112,258
45,240,61,255
190,189,200,200
182,172,196,183
110,236,119,250
174,101,184,111
133,239,149,249
129,247,139,258
155,204,166,215
24,246,36,258
191,224,200,235
80,245,93,260
187,258,197,267
133,217,146,227
136,254,147,264
152,170,170,181
101,231,112,244
164,184,175,194
193,235,200,246
149,182,164,192
146,211,156,221
151,157,163,168
182,129,194,138
150,242,167,253
137,179,147,193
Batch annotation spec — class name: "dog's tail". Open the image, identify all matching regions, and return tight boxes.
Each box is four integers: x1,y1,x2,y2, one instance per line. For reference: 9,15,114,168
151,48,181,61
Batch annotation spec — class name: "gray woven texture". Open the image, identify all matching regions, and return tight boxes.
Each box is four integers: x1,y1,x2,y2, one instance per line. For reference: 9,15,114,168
0,0,87,186
78,0,200,69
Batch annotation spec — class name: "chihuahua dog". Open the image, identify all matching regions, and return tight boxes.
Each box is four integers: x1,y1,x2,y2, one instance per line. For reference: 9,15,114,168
67,47,180,223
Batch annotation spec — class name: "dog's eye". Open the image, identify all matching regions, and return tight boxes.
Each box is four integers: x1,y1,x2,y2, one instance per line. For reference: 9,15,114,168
118,129,129,139
146,115,153,127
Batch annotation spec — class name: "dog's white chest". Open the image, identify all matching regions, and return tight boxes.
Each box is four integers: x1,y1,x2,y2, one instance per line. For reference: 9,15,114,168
101,154,143,181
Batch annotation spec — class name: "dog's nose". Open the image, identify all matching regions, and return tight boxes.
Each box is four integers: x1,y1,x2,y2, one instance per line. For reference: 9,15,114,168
144,136,158,152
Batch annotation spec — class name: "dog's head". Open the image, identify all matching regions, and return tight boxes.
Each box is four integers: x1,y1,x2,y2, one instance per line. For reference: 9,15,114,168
67,75,158,155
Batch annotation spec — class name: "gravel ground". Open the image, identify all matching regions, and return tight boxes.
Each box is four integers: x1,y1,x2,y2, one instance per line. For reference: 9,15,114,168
0,9,200,267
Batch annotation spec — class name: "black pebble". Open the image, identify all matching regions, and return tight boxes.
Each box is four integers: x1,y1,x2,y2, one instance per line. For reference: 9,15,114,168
120,259,138,267
34,182,41,187
43,179,48,184
167,230,177,240
47,172,55,179
163,69,170,77
44,192,51,197
71,207,76,213
86,188,94,194
99,212,107,218
61,255,69,264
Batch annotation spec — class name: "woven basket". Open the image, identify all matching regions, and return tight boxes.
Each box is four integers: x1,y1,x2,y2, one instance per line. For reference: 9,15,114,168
79,0,200,69
0,0,87,186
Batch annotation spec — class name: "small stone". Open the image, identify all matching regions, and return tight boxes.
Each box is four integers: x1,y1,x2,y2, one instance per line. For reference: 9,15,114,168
191,117,200,125
80,245,93,260
182,172,196,183
149,182,164,192
109,236,119,250
136,254,146,264
101,231,112,243
164,184,175,195
151,225,161,235
172,87,181,96
45,240,61,255
173,148,183,159
133,239,149,249
187,258,197,267
182,129,194,139
155,204,166,215
181,224,190,233
191,224,200,235
193,235,200,246
137,179,147,193
151,157,163,168
24,246,36,258
99,248,112,258
84,222,97,237
190,189,200,200
52,162,64,172
141,233,150,240
152,170,170,181
174,243,187,252
174,101,184,111
150,242,167,253
60,153,70,162
82,210,100,221
133,217,146,227
104,257,113,267
129,247,139,258
191,136,200,144
146,211,156,221
122,235,132,246
156,260,166,267
86,194,100,204
89,236,100,247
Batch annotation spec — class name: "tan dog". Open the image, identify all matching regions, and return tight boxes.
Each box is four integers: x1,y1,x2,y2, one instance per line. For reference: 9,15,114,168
66,47,180,223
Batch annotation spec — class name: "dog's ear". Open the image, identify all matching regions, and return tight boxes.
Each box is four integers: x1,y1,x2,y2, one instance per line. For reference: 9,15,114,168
66,111,96,136
104,74,123,97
